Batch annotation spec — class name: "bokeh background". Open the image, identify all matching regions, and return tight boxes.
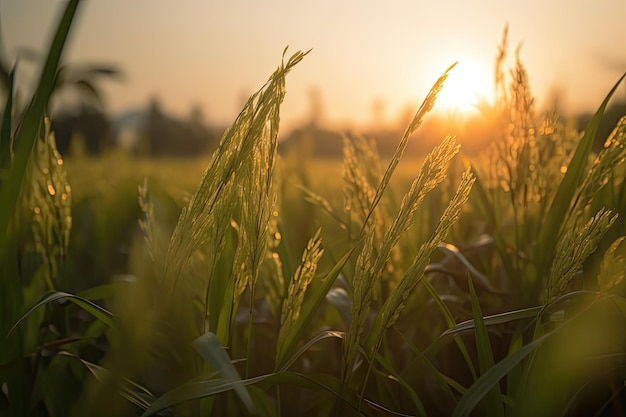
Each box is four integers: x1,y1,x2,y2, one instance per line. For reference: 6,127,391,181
4,0,626,153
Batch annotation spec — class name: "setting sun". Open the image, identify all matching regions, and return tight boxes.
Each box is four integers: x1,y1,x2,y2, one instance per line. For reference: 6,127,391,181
435,59,494,115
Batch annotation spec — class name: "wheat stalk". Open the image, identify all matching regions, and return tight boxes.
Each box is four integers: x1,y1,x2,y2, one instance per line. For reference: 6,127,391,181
277,229,324,351
547,208,617,301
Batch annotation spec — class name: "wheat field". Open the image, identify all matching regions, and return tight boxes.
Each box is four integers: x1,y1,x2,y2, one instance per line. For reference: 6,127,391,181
2,2,626,416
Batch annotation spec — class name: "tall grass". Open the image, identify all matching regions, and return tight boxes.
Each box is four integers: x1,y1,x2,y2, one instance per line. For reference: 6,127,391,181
0,2,90,416
2,6,626,417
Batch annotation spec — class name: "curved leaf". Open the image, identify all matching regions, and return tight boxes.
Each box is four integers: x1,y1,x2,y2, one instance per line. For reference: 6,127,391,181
192,332,255,415
278,330,343,373
438,306,542,345
469,171,516,280
143,374,269,417
421,277,477,380
452,332,552,417
5,290,114,339
64,353,161,413
430,242,500,293
452,291,605,417
374,352,428,417
261,372,389,417
468,277,504,417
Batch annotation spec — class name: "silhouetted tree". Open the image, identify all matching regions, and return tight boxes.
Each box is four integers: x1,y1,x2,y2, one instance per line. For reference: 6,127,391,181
51,105,112,156
141,97,220,156
279,124,343,158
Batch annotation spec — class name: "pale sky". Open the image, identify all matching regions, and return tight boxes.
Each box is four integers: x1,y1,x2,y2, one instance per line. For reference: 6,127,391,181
3,1,626,131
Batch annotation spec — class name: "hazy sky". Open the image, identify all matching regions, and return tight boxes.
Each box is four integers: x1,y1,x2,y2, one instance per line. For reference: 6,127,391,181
3,1,626,131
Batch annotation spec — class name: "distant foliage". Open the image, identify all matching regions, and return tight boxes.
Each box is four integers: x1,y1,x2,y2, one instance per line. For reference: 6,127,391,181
51,105,112,155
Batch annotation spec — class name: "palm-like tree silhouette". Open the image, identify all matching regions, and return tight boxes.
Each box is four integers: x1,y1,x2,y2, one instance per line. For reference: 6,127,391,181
0,18,121,113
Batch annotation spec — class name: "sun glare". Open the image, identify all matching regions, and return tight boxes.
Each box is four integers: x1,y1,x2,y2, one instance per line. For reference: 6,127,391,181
435,59,493,116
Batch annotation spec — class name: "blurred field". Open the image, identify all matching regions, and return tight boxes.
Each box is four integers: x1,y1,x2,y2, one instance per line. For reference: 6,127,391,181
63,150,428,283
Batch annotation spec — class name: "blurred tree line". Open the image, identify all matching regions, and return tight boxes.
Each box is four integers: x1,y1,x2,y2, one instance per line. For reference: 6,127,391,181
279,102,626,158
277,84,626,158
50,98,223,157
48,80,626,159
50,99,626,159
2,32,623,159
0,36,223,158
51,104,111,155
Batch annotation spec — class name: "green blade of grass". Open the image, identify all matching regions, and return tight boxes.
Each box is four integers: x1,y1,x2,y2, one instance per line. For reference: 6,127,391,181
76,283,116,302
143,374,270,417
435,306,543,349
393,327,458,405
452,291,604,417
264,372,399,417
431,291,597,358
277,330,343,373
452,331,552,417
192,332,255,415
505,323,525,407
433,242,500,293
468,277,504,417
247,386,278,417
0,0,80,258
535,72,626,277
469,170,516,280
64,353,159,413
421,276,478,380
374,352,428,417
5,290,114,339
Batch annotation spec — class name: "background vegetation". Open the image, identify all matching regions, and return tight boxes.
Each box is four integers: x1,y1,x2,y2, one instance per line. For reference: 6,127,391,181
2,2,626,416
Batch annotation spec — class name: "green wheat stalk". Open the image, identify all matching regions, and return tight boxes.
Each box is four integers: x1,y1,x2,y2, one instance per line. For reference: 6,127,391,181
355,167,474,414
360,63,456,236
342,135,461,382
342,222,376,381
162,49,309,293
260,207,286,317
27,120,72,289
342,134,383,238
367,166,475,350
276,229,324,357
547,208,617,301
